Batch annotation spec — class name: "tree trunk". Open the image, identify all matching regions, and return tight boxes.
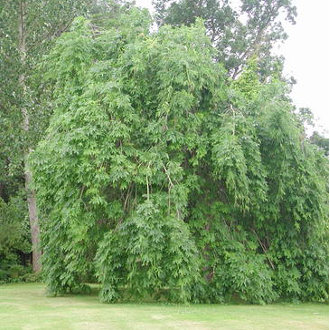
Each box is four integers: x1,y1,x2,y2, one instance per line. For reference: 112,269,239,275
19,0,41,273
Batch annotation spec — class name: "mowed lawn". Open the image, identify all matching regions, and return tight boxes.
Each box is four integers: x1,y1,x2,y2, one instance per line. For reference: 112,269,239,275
0,283,328,330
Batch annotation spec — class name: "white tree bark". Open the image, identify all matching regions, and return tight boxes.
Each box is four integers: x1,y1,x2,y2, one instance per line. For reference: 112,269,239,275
18,0,41,273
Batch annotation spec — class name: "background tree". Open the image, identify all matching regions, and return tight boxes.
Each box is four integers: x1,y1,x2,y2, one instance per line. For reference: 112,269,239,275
0,0,99,273
309,131,329,156
153,0,296,79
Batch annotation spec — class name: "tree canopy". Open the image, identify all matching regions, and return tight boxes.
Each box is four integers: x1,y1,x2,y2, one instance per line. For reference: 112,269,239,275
30,8,328,303
153,0,297,79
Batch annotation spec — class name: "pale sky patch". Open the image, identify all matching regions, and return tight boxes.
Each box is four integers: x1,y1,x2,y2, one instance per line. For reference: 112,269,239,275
279,0,329,135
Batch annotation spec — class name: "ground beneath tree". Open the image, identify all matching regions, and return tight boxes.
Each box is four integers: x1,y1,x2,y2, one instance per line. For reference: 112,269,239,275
0,283,328,329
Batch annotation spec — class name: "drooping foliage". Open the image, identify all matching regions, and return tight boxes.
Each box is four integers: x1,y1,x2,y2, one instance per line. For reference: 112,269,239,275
32,9,328,303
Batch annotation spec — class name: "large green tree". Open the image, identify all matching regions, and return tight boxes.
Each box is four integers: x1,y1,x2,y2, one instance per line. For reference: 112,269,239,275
32,9,328,303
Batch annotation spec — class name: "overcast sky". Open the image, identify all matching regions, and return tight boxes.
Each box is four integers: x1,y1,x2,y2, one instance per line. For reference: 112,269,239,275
135,0,330,135
279,0,329,135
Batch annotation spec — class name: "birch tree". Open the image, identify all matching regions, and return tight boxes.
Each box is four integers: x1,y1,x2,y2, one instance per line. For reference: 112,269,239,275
0,0,91,272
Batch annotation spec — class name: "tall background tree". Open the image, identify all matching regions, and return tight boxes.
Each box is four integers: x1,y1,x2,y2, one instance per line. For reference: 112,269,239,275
153,0,296,80
0,0,101,275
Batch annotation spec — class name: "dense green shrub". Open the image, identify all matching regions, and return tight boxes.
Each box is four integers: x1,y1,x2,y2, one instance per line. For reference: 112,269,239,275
0,196,32,283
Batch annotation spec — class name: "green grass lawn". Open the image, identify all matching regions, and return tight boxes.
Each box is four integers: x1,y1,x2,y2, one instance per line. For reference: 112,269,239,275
0,283,328,330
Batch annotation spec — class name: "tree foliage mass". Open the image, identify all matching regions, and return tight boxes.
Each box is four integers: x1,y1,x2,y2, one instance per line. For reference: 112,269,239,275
30,7,328,304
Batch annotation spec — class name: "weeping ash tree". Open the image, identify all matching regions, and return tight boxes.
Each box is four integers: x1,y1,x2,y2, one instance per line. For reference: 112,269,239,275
32,9,328,303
